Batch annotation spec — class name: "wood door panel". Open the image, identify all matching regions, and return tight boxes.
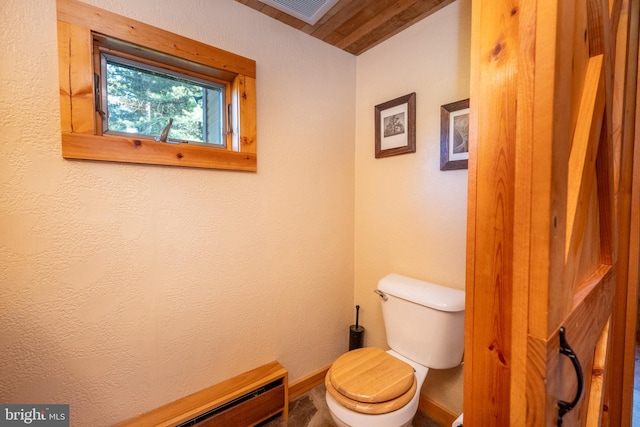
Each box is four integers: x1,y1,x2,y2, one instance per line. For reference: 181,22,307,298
584,319,611,427
573,182,603,290
465,0,638,424
570,0,593,147
565,55,606,265
566,267,615,358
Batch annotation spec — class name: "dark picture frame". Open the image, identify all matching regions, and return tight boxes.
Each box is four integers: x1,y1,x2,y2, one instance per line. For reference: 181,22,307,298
440,98,470,170
375,92,416,158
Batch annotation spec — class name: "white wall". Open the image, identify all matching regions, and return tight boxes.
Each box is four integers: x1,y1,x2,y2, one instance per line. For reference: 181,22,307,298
0,1,356,425
354,0,471,414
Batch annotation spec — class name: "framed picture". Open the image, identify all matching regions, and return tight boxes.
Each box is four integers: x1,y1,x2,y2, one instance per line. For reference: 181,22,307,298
375,92,416,158
440,98,470,170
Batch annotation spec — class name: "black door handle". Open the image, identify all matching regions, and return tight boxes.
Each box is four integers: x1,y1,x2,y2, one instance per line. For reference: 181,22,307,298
557,326,584,426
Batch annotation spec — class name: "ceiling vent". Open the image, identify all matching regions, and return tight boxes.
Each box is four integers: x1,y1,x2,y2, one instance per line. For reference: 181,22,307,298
258,0,340,25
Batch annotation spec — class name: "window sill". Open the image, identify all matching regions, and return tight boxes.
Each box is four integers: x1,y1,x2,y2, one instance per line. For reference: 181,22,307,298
62,133,256,171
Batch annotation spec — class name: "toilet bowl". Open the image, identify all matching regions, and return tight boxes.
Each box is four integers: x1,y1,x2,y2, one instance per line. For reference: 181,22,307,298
325,274,465,427
325,349,428,427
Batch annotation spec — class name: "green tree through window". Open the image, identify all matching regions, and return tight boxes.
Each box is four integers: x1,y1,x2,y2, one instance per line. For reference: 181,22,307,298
104,56,224,145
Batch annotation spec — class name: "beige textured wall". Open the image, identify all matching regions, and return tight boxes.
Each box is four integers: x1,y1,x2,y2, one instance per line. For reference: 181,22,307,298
354,0,471,415
0,1,356,425
1,0,471,423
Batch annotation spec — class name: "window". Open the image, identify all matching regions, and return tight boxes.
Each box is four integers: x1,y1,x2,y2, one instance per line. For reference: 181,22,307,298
101,55,226,146
57,0,257,171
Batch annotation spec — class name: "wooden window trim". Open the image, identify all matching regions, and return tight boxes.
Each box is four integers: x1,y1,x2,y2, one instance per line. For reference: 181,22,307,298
57,0,257,171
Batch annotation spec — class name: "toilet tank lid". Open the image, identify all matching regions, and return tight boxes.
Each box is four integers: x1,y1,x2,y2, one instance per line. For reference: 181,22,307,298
378,274,465,312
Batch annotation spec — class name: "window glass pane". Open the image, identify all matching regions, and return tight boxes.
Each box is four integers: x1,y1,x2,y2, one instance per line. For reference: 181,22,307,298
104,56,224,146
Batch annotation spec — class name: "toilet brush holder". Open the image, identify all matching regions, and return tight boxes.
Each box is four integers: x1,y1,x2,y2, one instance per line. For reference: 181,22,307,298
348,305,364,351
349,325,364,350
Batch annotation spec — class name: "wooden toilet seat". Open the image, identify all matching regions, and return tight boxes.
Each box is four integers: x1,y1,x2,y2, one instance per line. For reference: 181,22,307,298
325,347,417,414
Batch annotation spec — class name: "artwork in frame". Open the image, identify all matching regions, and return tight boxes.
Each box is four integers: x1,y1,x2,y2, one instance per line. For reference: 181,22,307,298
375,92,416,158
440,98,470,170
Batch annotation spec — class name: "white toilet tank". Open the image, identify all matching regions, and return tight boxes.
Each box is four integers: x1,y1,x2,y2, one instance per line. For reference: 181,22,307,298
377,274,465,369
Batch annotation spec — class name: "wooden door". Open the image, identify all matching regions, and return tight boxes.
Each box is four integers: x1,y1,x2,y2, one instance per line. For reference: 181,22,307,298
464,0,640,426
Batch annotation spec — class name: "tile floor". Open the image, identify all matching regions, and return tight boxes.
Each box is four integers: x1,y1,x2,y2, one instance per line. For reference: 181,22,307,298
258,384,444,427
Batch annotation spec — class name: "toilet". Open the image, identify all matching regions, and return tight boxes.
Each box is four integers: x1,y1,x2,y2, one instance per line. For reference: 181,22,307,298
325,273,465,427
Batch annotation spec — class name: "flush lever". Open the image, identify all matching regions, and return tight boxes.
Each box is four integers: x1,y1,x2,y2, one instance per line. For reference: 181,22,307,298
374,290,388,301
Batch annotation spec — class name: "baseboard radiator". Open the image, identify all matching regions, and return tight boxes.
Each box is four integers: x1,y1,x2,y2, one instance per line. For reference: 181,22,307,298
116,361,288,427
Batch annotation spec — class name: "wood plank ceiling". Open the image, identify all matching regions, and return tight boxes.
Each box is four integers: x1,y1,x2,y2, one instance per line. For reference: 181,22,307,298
235,0,455,55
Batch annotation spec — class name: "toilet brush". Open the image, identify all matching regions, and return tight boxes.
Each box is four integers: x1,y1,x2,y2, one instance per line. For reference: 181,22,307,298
349,305,365,351
355,305,360,329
